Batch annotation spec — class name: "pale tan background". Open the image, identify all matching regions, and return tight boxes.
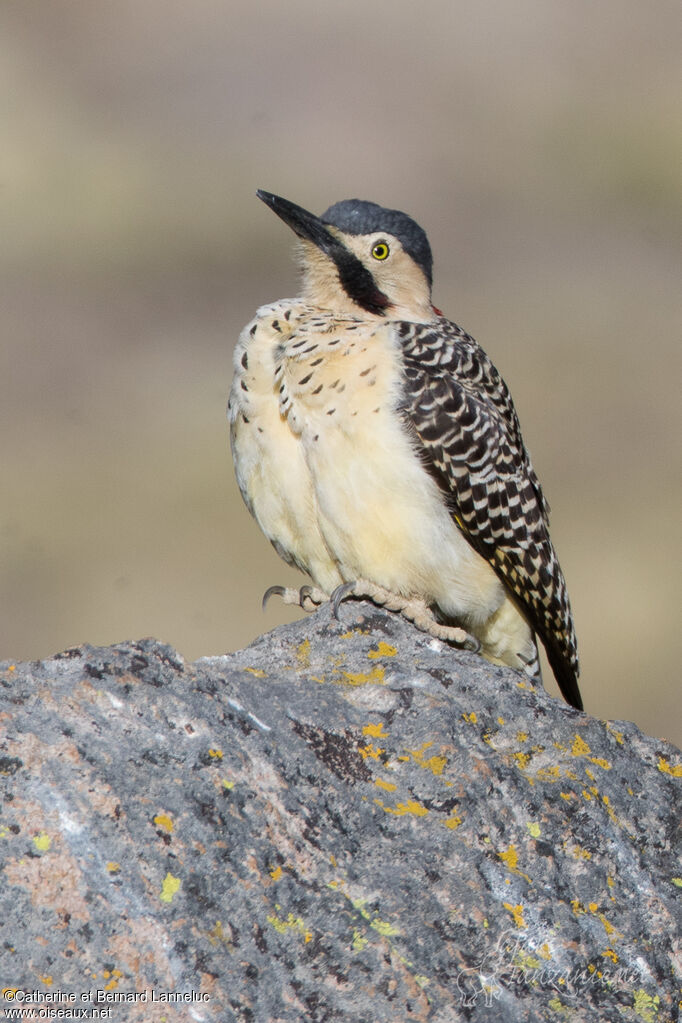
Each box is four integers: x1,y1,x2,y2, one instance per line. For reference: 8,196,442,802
1,1,680,745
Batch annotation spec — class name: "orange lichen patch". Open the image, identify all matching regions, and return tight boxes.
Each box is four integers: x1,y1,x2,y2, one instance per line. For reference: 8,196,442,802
499,846,520,870
243,667,266,677
367,642,397,659
362,722,388,738
38,976,53,986
569,734,612,770
106,862,121,874
657,757,682,777
359,743,384,760
571,735,591,757
514,752,531,769
462,711,477,725
269,865,283,881
444,814,462,830
208,748,223,759
503,902,526,928
406,741,447,776
101,967,123,991
153,814,173,834
374,798,428,817
602,948,618,962
375,778,397,792
498,845,532,884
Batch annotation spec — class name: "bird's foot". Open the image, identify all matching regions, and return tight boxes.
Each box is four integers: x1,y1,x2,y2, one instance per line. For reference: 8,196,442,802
262,584,328,614
330,579,480,652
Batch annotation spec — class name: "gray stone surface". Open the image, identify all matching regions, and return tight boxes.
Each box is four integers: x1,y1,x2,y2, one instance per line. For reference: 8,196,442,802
0,603,679,1022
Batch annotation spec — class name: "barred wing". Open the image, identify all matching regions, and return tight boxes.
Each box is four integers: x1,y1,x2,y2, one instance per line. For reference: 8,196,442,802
396,319,581,709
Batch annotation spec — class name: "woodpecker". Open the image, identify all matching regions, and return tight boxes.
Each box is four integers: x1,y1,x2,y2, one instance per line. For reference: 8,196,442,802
228,190,583,710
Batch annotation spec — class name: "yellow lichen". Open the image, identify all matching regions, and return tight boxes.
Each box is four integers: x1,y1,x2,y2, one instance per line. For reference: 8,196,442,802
499,846,519,870
359,743,384,760
375,798,428,817
363,722,388,738
160,873,181,903
503,902,526,928
571,735,591,757
367,642,397,659
657,757,682,777
267,911,312,943
342,666,386,686
295,639,311,667
407,741,447,776
371,917,401,937
632,989,660,1022
153,814,173,833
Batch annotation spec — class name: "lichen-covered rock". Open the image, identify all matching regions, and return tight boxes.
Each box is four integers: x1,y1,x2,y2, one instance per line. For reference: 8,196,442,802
0,603,679,1021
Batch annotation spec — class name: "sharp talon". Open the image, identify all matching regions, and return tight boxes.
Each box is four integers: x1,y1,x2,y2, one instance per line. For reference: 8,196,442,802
330,582,356,620
465,636,481,654
262,585,285,612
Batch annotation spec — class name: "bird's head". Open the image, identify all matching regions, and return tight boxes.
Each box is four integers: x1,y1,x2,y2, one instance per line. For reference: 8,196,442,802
257,190,437,322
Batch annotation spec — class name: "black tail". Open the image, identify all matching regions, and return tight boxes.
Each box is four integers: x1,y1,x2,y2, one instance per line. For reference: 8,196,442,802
544,636,583,711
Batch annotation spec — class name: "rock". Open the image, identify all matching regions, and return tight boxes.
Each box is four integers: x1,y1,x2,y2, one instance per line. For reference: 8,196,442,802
0,603,679,1022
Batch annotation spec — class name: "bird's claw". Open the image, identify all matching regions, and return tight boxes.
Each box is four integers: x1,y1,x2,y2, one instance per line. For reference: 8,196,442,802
262,584,286,612
330,581,357,620
262,583,328,613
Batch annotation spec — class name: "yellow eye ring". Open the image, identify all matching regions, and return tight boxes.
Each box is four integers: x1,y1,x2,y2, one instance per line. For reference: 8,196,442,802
371,241,390,260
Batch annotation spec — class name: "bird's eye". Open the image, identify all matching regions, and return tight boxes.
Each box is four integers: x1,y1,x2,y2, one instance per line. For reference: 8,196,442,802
371,241,390,260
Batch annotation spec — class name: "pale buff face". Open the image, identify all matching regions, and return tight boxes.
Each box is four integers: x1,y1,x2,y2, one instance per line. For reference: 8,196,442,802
297,230,436,323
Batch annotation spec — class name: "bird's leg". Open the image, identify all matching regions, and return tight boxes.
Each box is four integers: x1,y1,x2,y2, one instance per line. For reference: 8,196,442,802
262,584,328,614
330,579,480,652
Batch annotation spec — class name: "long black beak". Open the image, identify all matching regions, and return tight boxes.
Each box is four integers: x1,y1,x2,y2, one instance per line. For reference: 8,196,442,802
256,190,339,251
256,189,389,315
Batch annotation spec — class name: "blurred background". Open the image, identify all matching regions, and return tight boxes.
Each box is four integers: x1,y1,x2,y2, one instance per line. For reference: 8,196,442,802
1,0,680,745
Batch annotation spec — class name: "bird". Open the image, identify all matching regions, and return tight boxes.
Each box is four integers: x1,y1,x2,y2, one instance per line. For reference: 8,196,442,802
228,189,583,710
